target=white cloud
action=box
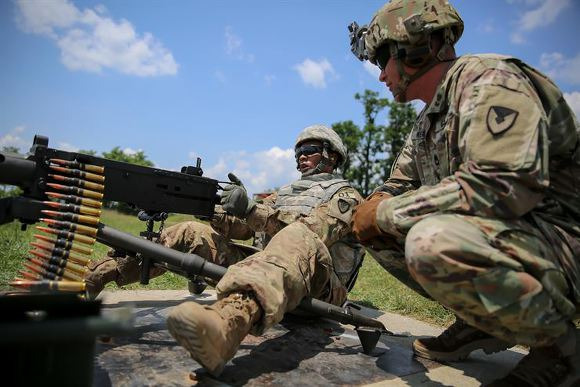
[205,147,300,195]
[207,157,228,177]
[564,92,580,120]
[15,0,178,76]
[264,74,276,86]
[510,0,571,44]
[0,126,29,151]
[58,142,80,152]
[478,20,495,34]
[517,0,570,31]
[224,26,254,63]
[510,32,525,44]
[214,70,227,84]
[123,147,138,156]
[363,61,380,79]
[15,0,79,37]
[294,58,336,89]
[539,52,580,84]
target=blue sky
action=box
[1,0,579,194]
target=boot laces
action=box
[222,293,249,311]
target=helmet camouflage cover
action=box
[295,125,348,168]
[365,0,464,65]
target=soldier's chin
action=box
[301,167,316,176]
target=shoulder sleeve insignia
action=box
[338,198,351,214]
[486,106,519,135]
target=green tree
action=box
[101,146,154,167]
[333,90,416,196]
[380,100,417,181]
[355,90,389,196]
[0,146,23,198]
[2,146,20,154]
[78,149,97,156]
[332,120,361,181]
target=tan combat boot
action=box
[413,316,511,362]
[166,292,262,377]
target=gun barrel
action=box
[0,152,36,187]
[97,223,386,331]
[97,223,227,280]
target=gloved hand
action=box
[220,173,256,218]
[351,191,392,243]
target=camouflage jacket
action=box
[375,54,580,240]
[212,173,365,287]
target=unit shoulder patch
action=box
[338,198,351,214]
[486,105,519,135]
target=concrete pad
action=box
[94,290,526,386]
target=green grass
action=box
[0,210,191,291]
[349,257,453,326]
[0,209,452,326]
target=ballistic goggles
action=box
[295,145,323,160]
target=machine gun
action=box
[0,135,391,354]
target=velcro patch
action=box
[486,106,518,135]
[338,198,351,214]
[464,84,542,170]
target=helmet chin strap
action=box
[389,35,454,101]
[298,142,336,177]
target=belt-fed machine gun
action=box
[0,134,392,355]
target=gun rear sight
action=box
[181,157,203,177]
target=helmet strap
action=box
[299,141,335,177]
[390,38,450,100]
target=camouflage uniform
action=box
[165,125,366,376]
[91,174,363,308]
[369,54,580,346]
[217,173,363,333]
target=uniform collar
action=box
[298,172,341,182]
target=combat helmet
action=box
[349,0,463,99]
[295,124,347,176]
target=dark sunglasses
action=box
[375,43,391,70]
[295,145,323,159]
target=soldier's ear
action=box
[329,152,339,167]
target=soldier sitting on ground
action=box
[163,125,364,375]
[349,1,579,386]
[85,125,365,375]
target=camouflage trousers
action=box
[216,221,348,335]
[370,213,579,347]
[158,221,252,267]
[112,221,251,285]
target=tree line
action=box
[333,89,416,197]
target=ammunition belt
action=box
[10,158,104,296]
